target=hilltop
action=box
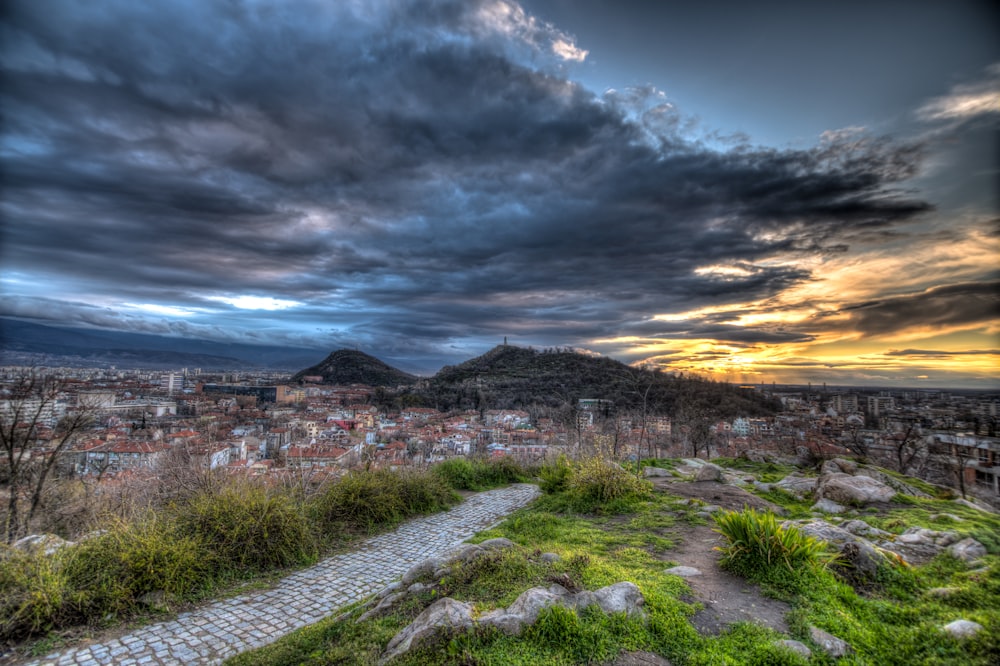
[420,344,780,417]
[292,349,419,386]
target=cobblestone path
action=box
[23,484,540,666]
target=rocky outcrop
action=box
[809,626,852,658]
[775,639,811,658]
[816,472,895,506]
[774,473,818,499]
[11,534,74,556]
[379,598,475,664]
[381,582,646,663]
[694,463,724,482]
[948,538,987,563]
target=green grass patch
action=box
[434,456,531,491]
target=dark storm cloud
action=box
[838,281,1000,336]
[0,0,942,356]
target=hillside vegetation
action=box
[293,349,419,386]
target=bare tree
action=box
[1,372,95,543]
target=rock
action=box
[809,626,852,657]
[701,504,722,513]
[380,598,474,664]
[695,463,724,482]
[817,473,895,506]
[952,498,997,514]
[664,566,702,577]
[948,538,987,563]
[790,520,887,577]
[478,537,515,552]
[407,582,428,595]
[540,552,562,563]
[811,498,847,514]
[775,473,818,499]
[377,581,403,598]
[448,543,484,562]
[926,587,961,599]
[643,466,673,478]
[605,650,673,665]
[855,468,929,497]
[358,591,407,622]
[841,520,890,538]
[480,584,571,636]
[12,534,74,556]
[753,481,774,493]
[831,458,858,474]
[930,513,964,523]
[590,582,645,617]
[941,619,983,639]
[401,556,446,585]
[775,639,812,658]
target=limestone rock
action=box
[811,498,847,514]
[775,473,818,499]
[643,466,673,478]
[540,552,562,563]
[695,463,724,482]
[942,619,983,639]
[948,538,987,563]
[448,543,484,562]
[809,626,852,657]
[12,534,74,556]
[480,584,570,636]
[401,556,446,585]
[380,598,474,664]
[775,639,812,658]
[789,520,887,576]
[952,498,997,514]
[817,472,895,506]
[664,566,702,577]
[590,582,645,617]
[841,520,890,538]
[605,650,673,665]
[478,537,515,552]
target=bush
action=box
[176,482,317,573]
[0,547,69,640]
[714,508,837,579]
[62,515,212,620]
[540,455,573,494]
[312,468,456,532]
[434,456,529,491]
[570,458,652,506]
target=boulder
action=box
[480,584,571,636]
[775,640,812,658]
[606,651,673,666]
[643,466,673,478]
[809,626,852,657]
[478,537,515,552]
[590,582,646,617]
[380,598,474,664]
[941,619,983,639]
[811,498,847,514]
[817,473,895,506]
[774,473,818,499]
[448,543,485,563]
[948,538,987,563]
[12,534,74,556]
[840,520,890,539]
[401,556,447,585]
[695,463,724,482]
[952,498,997,514]
[539,552,562,564]
[788,519,887,577]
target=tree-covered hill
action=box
[292,349,418,386]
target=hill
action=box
[292,349,419,386]
[414,344,780,417]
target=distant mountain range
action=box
[0,318,328,370]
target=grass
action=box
[434,456,532,491]
[0,464,468,645]
[230,457,1000,665]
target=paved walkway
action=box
[23,484,541,666]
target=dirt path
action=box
[652,479,792,636]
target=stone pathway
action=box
[22,484,541,666]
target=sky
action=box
[1,0,998,387]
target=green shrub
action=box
[567,457,652,513]
[177,482,317,572]
[434,456,529,491]
[62,515,212,620]
[0,547,70,640]
[313,468,456,532]
[714,508,837,579]
[539,455,573,494]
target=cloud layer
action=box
[1,0,996,384]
